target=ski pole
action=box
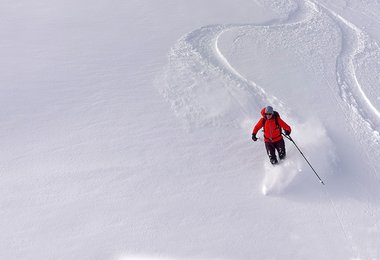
[282,133,325,185]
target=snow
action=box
[1,0,380,259]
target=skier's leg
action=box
[265,142,278,164]
[276,139,286,160]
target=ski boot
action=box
[270,157,278,165]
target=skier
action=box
[251,106,291,165]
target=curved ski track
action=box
[310,0,380,170]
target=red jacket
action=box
[252,108,291,143]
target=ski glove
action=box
[284,130,291,136]
[252,133,258,141]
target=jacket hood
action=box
[260,107,266,117]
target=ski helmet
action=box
[265,106,273,114]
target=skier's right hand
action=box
[252,133,257,142]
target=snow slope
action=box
[1,0,380,259]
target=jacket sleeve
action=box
[252,118,264,134]
[278,117,291,132]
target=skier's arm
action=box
[278,117,291,133]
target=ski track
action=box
[158,24,277,129]
[302,1,380,257]
[310,0,380,165]
[158,0,380,258]
[307,7,380,253]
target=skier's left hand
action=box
[284,130,291,136]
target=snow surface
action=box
[1,0,380,259]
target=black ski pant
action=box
[265,138,286,164]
